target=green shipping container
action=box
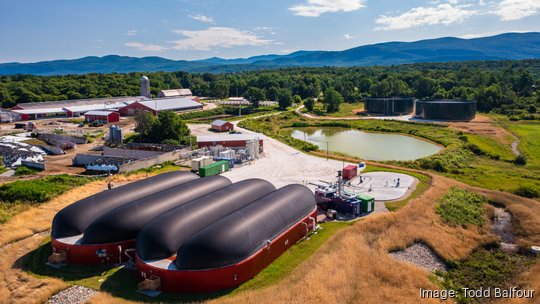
[199,160,230,177]
[357,193,375,213]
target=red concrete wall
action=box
[52,238,135,265]
[136,208,318,293]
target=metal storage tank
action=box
[135,184,317,293]
[415,99,476,121]
[51,171,198,239]
[136,179,276,261]
[81,176,232,245]
[364,97,415,115]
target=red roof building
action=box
[84,111,120,123]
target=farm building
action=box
[157,89,193,98]
[50,174,317,294]
[11,96,147,120]
[211,120,234,132]
[119,97,203,116]
[84,110,120,123]
[197,133,264,152]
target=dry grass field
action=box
[0,173,153,304]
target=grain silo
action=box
[140,76,151,98]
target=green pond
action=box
[291,128,442,161]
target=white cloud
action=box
[459,29,528,39]
[375,4,477,30]
[124,42,168,52]
[494,0,540,21]
[189,14,215,24]
[290,0,366,17]
[170,27,274,51]
[126,30,137,36]
[344,33,354,39]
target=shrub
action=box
[513,155,527,165]
[14,166,39,176]
[436,187,487,227]
[512,186,539,198]
[0,175,90,204]
[291,122,309,128]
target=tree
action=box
[134,111,157,138]
[135,110,190,145]
[323,88,343,113]
[304,97,315,111]
[294,95,303,105]
[245,87,266,107]
[211,80,230,99]
[277,89,293,110]
[150,111,191,145]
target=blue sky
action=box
[1,0,539,63]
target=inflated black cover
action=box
[415,99,476,121]
[176,184,316,270]
[51,171,198,239]
[81,176,232,244]
[365,97,415,115]
[136,179,276,260]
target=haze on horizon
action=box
[1,0,539,63]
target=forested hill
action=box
[1,59,539,120]
[1,32,540,76]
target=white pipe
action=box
[309,217,316,231]
[118,245,122,264]
[301,222,309,238]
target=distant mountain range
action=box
[1,32,539,76]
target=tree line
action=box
[0,60,539,118]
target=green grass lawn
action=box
[308,102,364,117]
[507,121,540,169]
[466,134,516,162]
[25,221,351,303]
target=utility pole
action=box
[326,142,329,160]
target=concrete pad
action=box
[345,172,415,201]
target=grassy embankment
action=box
[0,175,92,223]
[302,102,364,117]
[238,112,540,199]
[25,221,351,303]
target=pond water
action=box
[291,128,442,161]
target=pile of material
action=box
[46,286,96,304]
[389,243,447,272]
[0,136,45,167]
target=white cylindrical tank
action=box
[140,76,151,98]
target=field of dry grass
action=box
[0,173,153,304]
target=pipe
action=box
[301,222,309,239]
[118,245,122,264]
[309,217,316,231]
[124,248,136,263]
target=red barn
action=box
[84,111,120,123]
[197,134,264,152]
[211,120,234,132]
[119,98,203,116]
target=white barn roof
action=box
[138,98,202,111]
[12,108,66,115]
[85,110,114,116]
[158,89,193,97]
